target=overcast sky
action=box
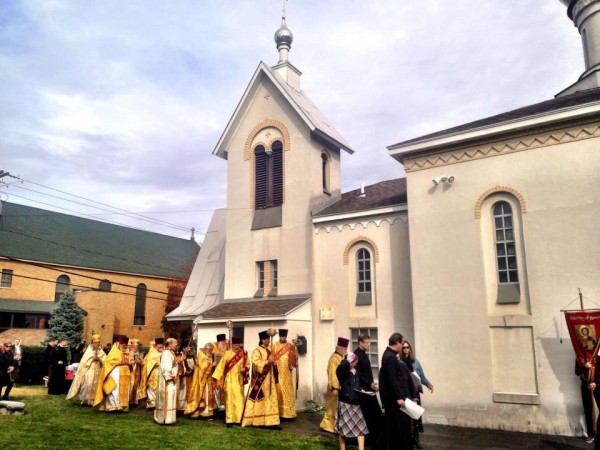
[0,1,583,241]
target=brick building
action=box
[0,201,199,346]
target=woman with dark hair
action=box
[335,352,369,450]
[400,341,433,449]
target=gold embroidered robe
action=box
[138,346,161,408]
[212,348,249,424]
[241,345,280,427]
[184,350,217,418]
[319,351,343,432]
[93,344,132,412]
[128,351,142,405]
[66,345,106,405]
[272,341,297,419]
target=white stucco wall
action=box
[403,126,600,435]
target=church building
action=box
[168,1,600,435]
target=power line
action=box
[0,254,183,297]
[1,228,196,276]
[8,271,178,304]
[12,183,192,232]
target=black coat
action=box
[0,350,15,377]
[354,346,374,391]
[379,347,414,406]
[336,359,360,405]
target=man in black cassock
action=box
[48,338,68,395]
[354,334,384,449]
[379,332,415,450]
[0,341,16,400]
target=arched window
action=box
[356,248,372,305]
[322,152,330,193]
[134,283,146,325]
[255,140,283,209]
[99,279,112,292]
[54,275,70,302]
[493,201,518,284]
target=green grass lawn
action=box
[0,386,339,450]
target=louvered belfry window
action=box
[255,140,283,209]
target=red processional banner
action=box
[564,310,600,365]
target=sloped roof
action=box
[389,88,600,152]
[200,295,311,320]
[0,299,56,314]
[166,209,226,321]
[314,178,407,217]
[213,61,353,158]
[0,202,200,278]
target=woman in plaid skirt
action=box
[335,352,369,450]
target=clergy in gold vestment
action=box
[212,336,249,425]
[93,336,132,412]
[272,329,297,419]
[319,337,349,432]
[241,330,280,428]
[128,339,143,405]
[176,346,195,411]
[137,338,163,409]
[185,342,217,418]
[154,338,179,425]
[66,334,106,405]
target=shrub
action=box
[18,345,48,385]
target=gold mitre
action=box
[91,334,102,343]
[129,338,141,346]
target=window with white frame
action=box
[493,201,519,284]
[255,260,278,297]
[350,327,379,380]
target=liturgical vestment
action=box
[185,350,217,418]
[212,348,249,424]
[241,345,280,427]
[272,341,297,419]
[66,344,106,405]
[319,351,343,432]
[93,344,131,412]
[154,349,179,425]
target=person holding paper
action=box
[379,333,415,450]
[335,352,369,450]
[401,341,432,449]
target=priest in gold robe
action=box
[128,339,143,406]
[66,334,106,405]
[272,328,297,419]
[137,338,163,409]
[93,336,132,412]
[154,338,179,425]
[241,330,280,428]
[185,342,217,419]
[212,336,249,426]
[319,337,349,432]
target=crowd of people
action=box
[321,333,433,450]
[62,328,298,428]
[1,330,433,450]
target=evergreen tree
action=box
[47,290,84,345]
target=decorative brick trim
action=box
[244,119,291,161]
[343,236,380,265]
[474,186,527,219]
[404,122,600,172]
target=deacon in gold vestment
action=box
[212,336,249,425]
[128,339,143,405]
[93,336,132,412]
[241,330,280,428]
[319,337,349,432]
[137,338,164,409]
[185,342,217,418]
[66,334,106,405]
[272,329,297,419]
